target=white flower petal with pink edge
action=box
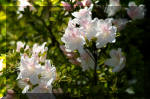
[81,18,98,40]
[96,18,117,48]
[16,41,25,52]
[61,19,86,52]
[72,7,92,20]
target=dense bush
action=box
[0,0,150,99]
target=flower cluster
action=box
[105,0,145,20]
[16,42,56,93]
[61,7,117,50]
[104,0,146,32]
[61,6,119,71]
[126,1,145,20]
[60,0,145,72]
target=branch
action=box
[93,42,98,85]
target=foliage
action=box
[0,0,149,98]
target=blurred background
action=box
[0,0,150,98]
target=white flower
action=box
[17,42,57,94]
[18,55,41,85]
[24,45,29,51]
[104,48,126,72]
[78,49,95,71]
[71,7,98,41]
[31,80,52,93]
[0,59,3,71]
[105,0,121,17]
[72,7,92,20]
[40,60,56,87]
[32,42,48,55]
[127,1,145,20]
[61,19,86,52]
[18,0,32,12]
[96,18,117,48]
[22,85,30,94]
[126,87,135,94]
[32,42,48,62]
[18,78,30,89]
[16,41,25,52]
[60,45,77,58]
[81,18,98,40]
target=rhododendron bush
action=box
[0,0,149,98]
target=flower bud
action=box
[61,1,72,11]
[82,0,92,7]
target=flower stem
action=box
[93,42,97,85]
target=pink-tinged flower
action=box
[61,1,72,11]
[18,54,42,85]
[72,7,92,20]
[60,45,77,59]
[17,42,56,94]
[82,0,92,7]
[72,7,97,40]
[81,18,98,40]
[104,48,126,72]
[16,41,25,52]
[61,19,86,52]
[127,1,145,20]
[113,18,128,31]
[78,49,95,71]
[32,42,47,55]
[105,0,121,16]
[31,43,48,63]
[60,45,81,65]
[40,60,56,87]
[96,18,117,48]
[69,58,81,65]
